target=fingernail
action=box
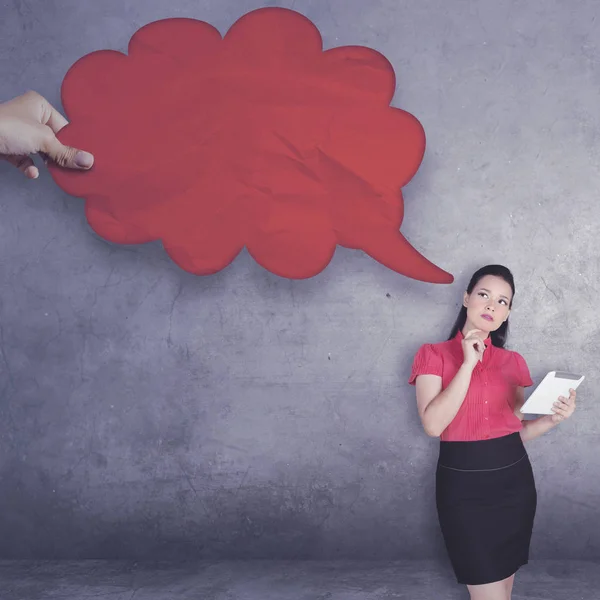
[75,151,94,168]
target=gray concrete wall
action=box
[0,0,598,560]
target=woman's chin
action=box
[477,320,495,332]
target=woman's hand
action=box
[461,329,486,368]
[0,90,94,179]
[551,388,576,424]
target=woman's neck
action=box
[462,320,490,340]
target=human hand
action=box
[551,388,576,424]
[461,329,486,368]
[0,90,94,179]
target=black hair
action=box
[447,264,515,348]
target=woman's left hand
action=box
[551,388,576,424]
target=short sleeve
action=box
[408,344,443,385]
[513,352,533,387]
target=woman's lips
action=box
[481,314,494,322]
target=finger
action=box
[27,90,69,132]
[15,91,69,132]
[2,153,39,178]
[39,127,94,170]
[43,101,69,133]
[553,404,571,416]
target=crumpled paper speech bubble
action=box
[49,7,453,283]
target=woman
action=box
[409,264,577,600]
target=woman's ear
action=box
[463,292,469,308]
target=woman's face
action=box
[463,274,512,334]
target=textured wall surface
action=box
[0,0,598,560]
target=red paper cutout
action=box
[48,7,453,283]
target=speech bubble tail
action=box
[361,230,453,283]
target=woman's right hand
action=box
[461,329,486,368]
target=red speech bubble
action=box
[49,7,453,284]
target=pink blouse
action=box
[409,331,533,441]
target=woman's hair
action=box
[447,264,515,348]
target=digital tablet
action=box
[520,371,585,415]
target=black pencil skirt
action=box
[436,432,537,586]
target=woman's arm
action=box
[415,363,475,437]
[520,415,558,443]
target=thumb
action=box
[39,126,94,170]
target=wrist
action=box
[461,361,476,372]
[541,414,559,427]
